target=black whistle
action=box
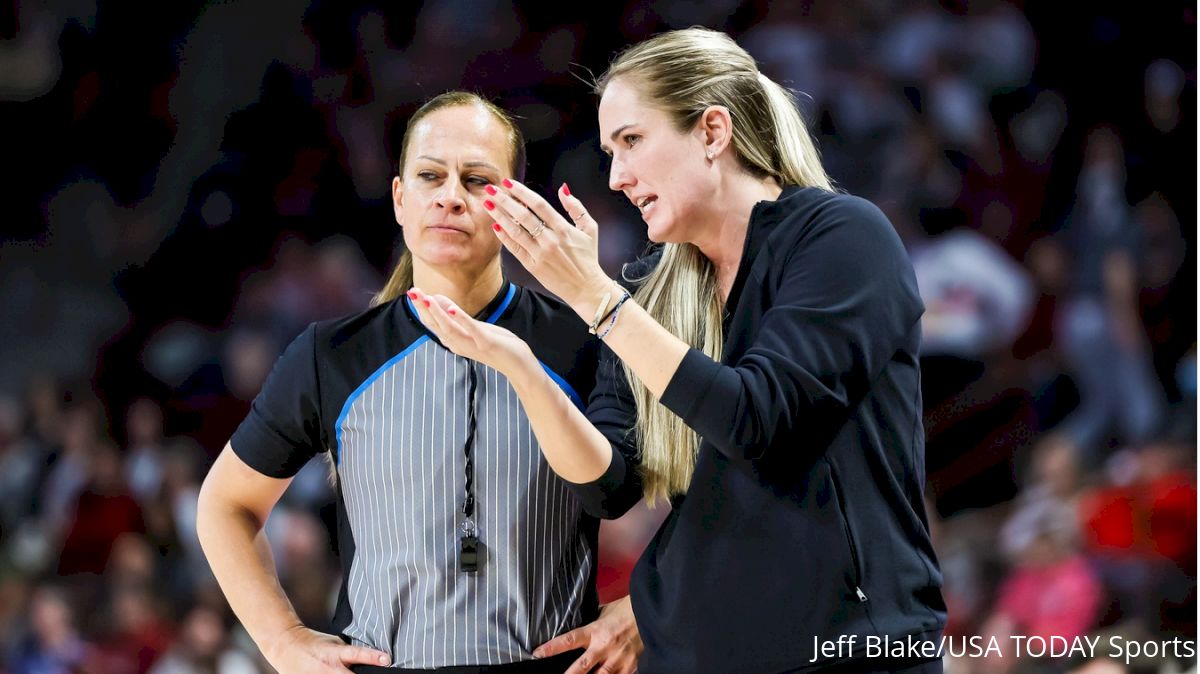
[459,535,481,573]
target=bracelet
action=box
[596,292,632,340]
[587,290,614,335]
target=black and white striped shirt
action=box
[231,282,602,668]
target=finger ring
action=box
[528,219,546,238]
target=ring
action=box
[528,219,546,238]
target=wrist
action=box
[572,278,623,326]
[262,623,307,663]
[503,346,544,388]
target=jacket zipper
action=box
[829,461,868,602]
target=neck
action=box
[691,173,783,285]
[412,258,505,316]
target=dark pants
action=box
[351,650,583,674]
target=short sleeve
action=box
[229,323,325,478]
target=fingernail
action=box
[406,290,417,299]
[532,650,542,659]
[379,655,389,665]
[485,184,497,195]
[502,178,513,189]
[562,182,571,196]
[493,223,502,232]
[448,308,457,316]
[423,300,431,308]
[484,200,495,210]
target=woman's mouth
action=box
[428,224,468,235]
[637,196,658,217]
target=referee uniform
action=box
[230,281,599,672]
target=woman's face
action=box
[393,105,510,274]
[598,77,713,244]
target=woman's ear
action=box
[392,176,404,226]
[698,105,733,160]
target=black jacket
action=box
[571,186,946,673]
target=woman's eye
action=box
[624,134,640,147]
[418,171,439,181]
[466,176,489,186]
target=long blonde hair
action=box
[371,91,526,307]
[597,28,833,505]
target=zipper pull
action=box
[855,587,868,602]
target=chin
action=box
[646,223,681,245]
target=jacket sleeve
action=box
[563,343,644,519]
[658,195,923,461]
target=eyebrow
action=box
[599,123,638,153]
[413,155,501,171]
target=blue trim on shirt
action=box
[334,336,429,465]
[404,282,517,329]
[338,283,580,463]
[540,361,584,411]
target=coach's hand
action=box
[263,625,391,673]
[535,595,641,674]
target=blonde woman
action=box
[409,29,946,673]
[197,92,638,674]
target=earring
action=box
[706,150,714,160]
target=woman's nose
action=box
[435,183,467,213]
[609,158,634,192]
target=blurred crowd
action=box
[0,1,1194,673]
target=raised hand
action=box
[484,180,616,320]
[407,288,536,376]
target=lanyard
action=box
[459,363,482,573]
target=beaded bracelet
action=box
[596,291,632,340]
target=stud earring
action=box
[706,151,714,160]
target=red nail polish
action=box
[562,182,571,196]
[484,200,495,210]
[423,300,431,308]
[493,223,502,232]
[485,185,497,195]
[502,178,513,189]
[406,291,417,299]
[448,308,457,316]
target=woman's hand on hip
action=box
[407,288,536,376]
[486,180,615,319]
[534,595,642,674]
[263,625,391,674]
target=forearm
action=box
[570,284,690,399]
[508,356,618,483]
[196,498,305,658]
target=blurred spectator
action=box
[40,402,106,546]
[979,499,1104,674]
[6,584,91,674]
[84,584,173,674]
[912,225,1035,359]
[124,399,167,505]
[1053,127,1166,456]
[1079,440,1196,634]
[0,396,42,538]
[56,441,145,577]
[147,606,256,674]
[105,534,159,592]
